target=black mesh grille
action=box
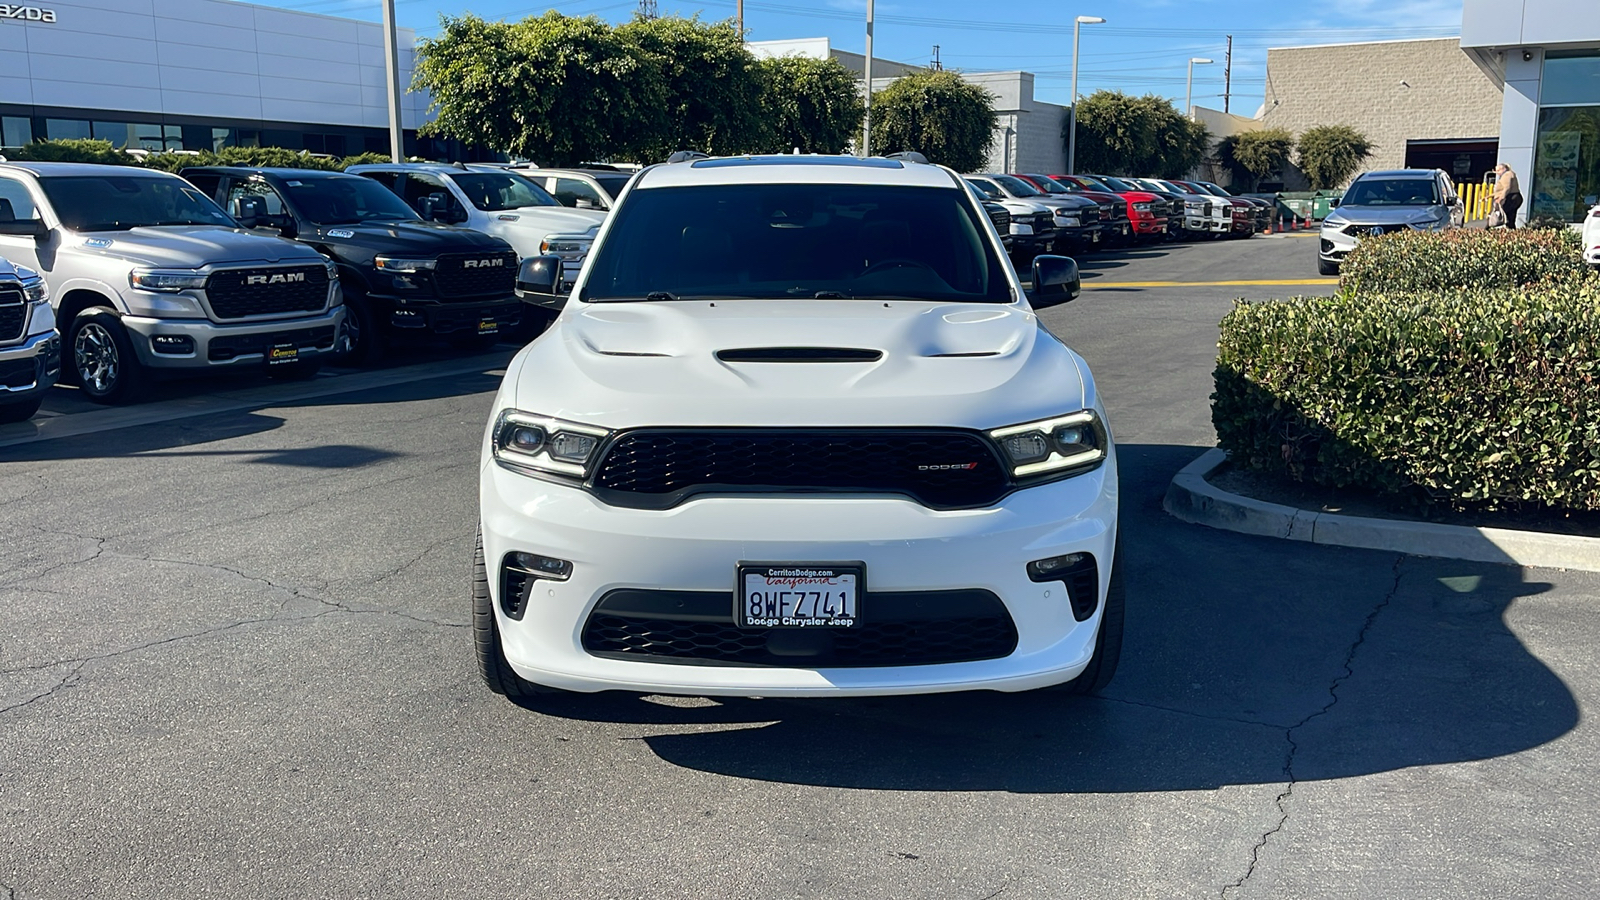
[0,287,24,343]
[205,266,329,319]
[987,208,1011,233]
[581,589,1018,667]
[433,251,517,299]
[0,355,38,388]
[206,325,337,361]
[592,428,1010,510]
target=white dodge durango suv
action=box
[476,155,1121,698]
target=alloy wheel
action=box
[74,322,119,395]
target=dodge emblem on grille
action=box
[462,258,505,268]
[917,463,979,471]
[246,272,306,285]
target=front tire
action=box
[332,292,384,367]
[1053,541,1125,696]
[69,308,146,405]
[473,530,561,698]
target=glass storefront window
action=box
[1543,51,1600,107]
[1,116,32,148]
[45,119,91,141]
[1530,106,1600,223]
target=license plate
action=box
[266,343,298,366]
[737,563,862,628]
[477,318,499,335]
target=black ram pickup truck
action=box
[181,167,523,363]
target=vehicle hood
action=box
[997,199,1052,215]
[489,206,606,234]
[1325,206,1443,227]
[1034,195,1098,212]
[69,225,318,269]
[312,220,512,255]
[509,299,1088,430]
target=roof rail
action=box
[665,150,711,164]
[882,151,929,164]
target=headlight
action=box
[540,239,587,254]
[1408,217,1445,230]
[1055,215,1081,227]
[374,256,437,273]
[1132,202,1152,213]
[129,270,208,292]
[22,278,47,304]
[492,410,612,481]
[989,410,1108,480]
[323,260,338,279]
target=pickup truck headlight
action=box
[1132,202,1152,213]
[22,279,47,304]
[990,410,1108,480]
[540,238,588,255]
[493,410,612,481]
[1055,214,1081,227]
[130,270,208,292]
[374,256,438,273]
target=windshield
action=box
[450,172,559,211]
[1027,176,1070,195]
[992,175,1043,197]
[281,176,417,225]
[1198,182,1235,197]
[1343,178,1440,207]
[581,183,1012,304]
[1069,175,1113,192]
[40,175,235,231]
[1095,175,1137,192]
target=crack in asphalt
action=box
[1219,554,1406,899]
[0,527,111,591]
[370,529,473,586]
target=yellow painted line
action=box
[1083,278,1340,288]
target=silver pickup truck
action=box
[0,162,344,403]
[0,255,58,423]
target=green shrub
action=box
[3,138,135,166]
[1340,228,1590,294]
[1213,283,1600,510]
[3,139,394,174]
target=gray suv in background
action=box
[1319,168,1462,275]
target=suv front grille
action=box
[206,266,329,319]
[0,286,24,343]
[592,428,1010,510]
[434,251,517,299]
[581,588,1019,667]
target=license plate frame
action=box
[736,562,863,629]
[477,317,499,335]
[266,342,299,366]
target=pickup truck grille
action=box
[987,208,1011,233]
[1080,207,1100,225]
[0,286,24,343]
[206,266,329,319]
[434,251,517,300]
[592,428,1011,510]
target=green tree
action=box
[1218,127,1294,190]
[870,70,997,173]
[413,12,665,165]
[616,15,767,159]
[1067,90,1208,178]
[1295,125,1373,190]
[756,55,865,154]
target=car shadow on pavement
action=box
[520,442,1578,793]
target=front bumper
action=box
[387,297,523,336]
[121,307,345,369]
[1320,228,1359,262]
[1131,217,1167,234]
[0,330,61,401]
[480,453,1119,696]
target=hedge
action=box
[1,139,393,173]
[1213,282,1600,510]
[1339,228,1590,294]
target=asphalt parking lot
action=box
[4,231,1598,899]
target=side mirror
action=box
[418,195,438,221]
[274,216,298,239]
[1029,254,1080,309]
[574,197,599,210]
[1329,198,1340,208]
[0,218,48,239]
[516,255,562,297]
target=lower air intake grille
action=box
[592,428,1010,510]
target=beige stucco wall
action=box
[1261,38,1503,183]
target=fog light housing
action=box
[151,334,194,355]
[500,551,573,619]
[1026,551,1100,621]
[390,308,426,329]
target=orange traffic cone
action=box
[1265,217,1274,235]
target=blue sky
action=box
[262,0,1464,116]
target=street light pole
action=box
[1186,57,1213,119]
[863,0,874,156]
[1066,15,1103,176]
[381,0,404,162]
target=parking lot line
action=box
[1083,278,1340,288]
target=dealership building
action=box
[0,0,465,157]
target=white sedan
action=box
[476,154,1121,698]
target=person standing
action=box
[1493,163,1523,229]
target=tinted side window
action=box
[401,174,452,212]
[551,177,605,208]
[224,179,286,218]
[0,176,36,220]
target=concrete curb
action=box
[1164,448,1600,573]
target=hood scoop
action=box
[716,347,883,363]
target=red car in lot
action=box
[1054,174,1169,241]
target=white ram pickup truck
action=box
[0,255,58,423]
[0,162,345,403]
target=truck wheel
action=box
[1049,540,1125,696]
[472,529,562,698]
[333,292,383,367]
[70,308,146,405]
[1318,259,1340,277]
[0,396,43,424]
